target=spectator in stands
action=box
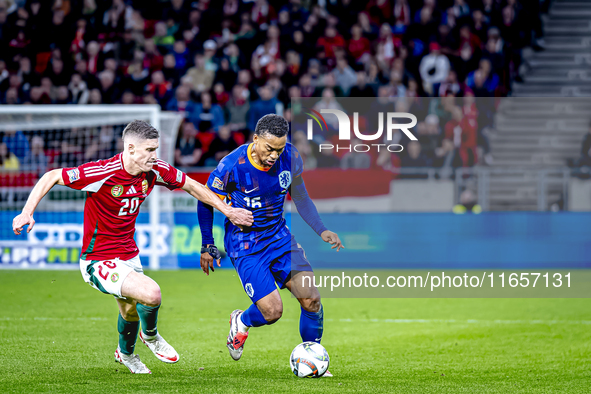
[174,121,203,167]
[88,89,103,104]
[145,70,172,107]
[189,92,224,132]
[205,125,239,166]
[0,142,19,171]
[348,24,371,66]
[341,139,372,170]
[85,126,117,162]
[466,59,499,96]
[419,42,451,96]
[98,70,119,104]
[332,58,357,97]
[453,189,482,214]
[166,85,196,114]
[185,53,215,93]
[445,106,478,167]
[401,140,432,169]
[120,91,137,105]
[418,114,441,160]
[22,136,48,175]
[69,74,89,104]
[162,54,181,87]
[313,88,344,133]
[316,147,341,168]
[248,85,281,132]
[316,26,345,65]
[4,88,19,104]
[349,72,376,97]
[226,84,250,132]
[2,129,29,162]
[54,86,72,104]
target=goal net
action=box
[0,105,183,270]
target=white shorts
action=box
[80,256,143,298]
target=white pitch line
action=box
[1,317,589,325]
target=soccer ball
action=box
[289,342,330,378]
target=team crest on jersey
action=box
[142,179,148,194]
[245,283,254,298]
[111,185,124,197]
[212,177,224,190]
[111,273,119,283]
[279,171,291,190]
[67,168,80,183]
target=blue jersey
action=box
[206,142,304,258]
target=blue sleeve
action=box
[288,144,327,236]
[206,158,232,197]
[290,175,328,237]
[198,201,215,245]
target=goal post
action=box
[0,105,183,270]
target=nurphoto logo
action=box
[305,108,418,153]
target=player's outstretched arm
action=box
[290,175,345,252]
[197,201,220,275]
[13,169,65,235]
[182,176,253,227]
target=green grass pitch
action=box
[1,270,590,393]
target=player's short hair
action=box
[254,114,289,138]
[122,120,159,142]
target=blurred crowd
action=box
[0,0,546,171]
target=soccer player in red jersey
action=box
[12,120,253,374]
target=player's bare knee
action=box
[260,303,283,322]
[266,306,283,322]
[301,296,321,313]
[143,285,162,306]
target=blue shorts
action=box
[230,236,313,303]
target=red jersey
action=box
[61,154,186,260]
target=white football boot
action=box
[114,347,152,374]
[227,309,249,361]
[139,331,180,363]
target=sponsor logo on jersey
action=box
[111,273,119,283]
[67,168,80,183]
[245,283,254,298]
[142,179,148,194]
[279,171,292,189]
[111,185,124,197]
[212,177,224,190]
[176,168,183,183]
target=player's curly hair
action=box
[254,114,289,138]
[122,120,160,141]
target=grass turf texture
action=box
[0,270,589,393]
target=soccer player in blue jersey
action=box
[198,114,343,375]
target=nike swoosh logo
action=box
[245,188,258,193]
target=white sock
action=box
[143,332,157,341]
[237,313,250,333]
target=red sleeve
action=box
[154,159,186,190]
[62,157,121,191]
